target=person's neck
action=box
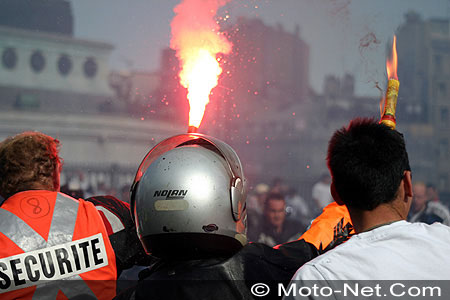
[348,203,406,234]
[30,182,55,191]
[412,202,426,213]
[269,222,283,234]
[275,224,283,234]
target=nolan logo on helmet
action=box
[153,189,188,200]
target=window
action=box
[58,54,72,76]
[433,55,442,74]
[83,57,97,78]
[439,139,449,158]
[30,50,45,73]
[2,47,18,69]
[14,94,40,110]
[441,107,449,126]
[438,82,447,98]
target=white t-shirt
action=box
[284,221,450,299]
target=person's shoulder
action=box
[85,195,132,233]
[291,250,333,281]
[297,236,355,268]
[406,220,448,228]
[427,201,450,213]
[420,220,450,231]
[292,230,383,281]
[86,195,130,209]
[401,221,450,237]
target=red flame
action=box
[170,0,232,129]
[386,35,398,80]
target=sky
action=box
[72,0,449,96]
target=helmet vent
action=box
[162,226,176,233]
[202,224,219,232]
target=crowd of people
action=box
[58,171,133,204]
[246,174,450,247]
[1,117,450,299]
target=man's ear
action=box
[331,181,344,205]
[403,170,413,199]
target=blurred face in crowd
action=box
[265,198,286,230]
[412,182,427,212]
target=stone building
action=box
[0,25,114,113]
[0,1,182,197]
[396,11,450,193]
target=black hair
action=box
[327,118,410,211]
[264,192,285,210]
[426,183,436,189]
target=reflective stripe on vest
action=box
[0,193,98,298]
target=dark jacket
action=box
[115,239,318,300]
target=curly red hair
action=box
[0,132,62,199]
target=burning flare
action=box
[170,0,232,130]
[380,35,399,129]
[386,35,398,80]
[180,48,223,129]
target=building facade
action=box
[0,25,114,113]
[397,12,450,193]
[0,2,183,197]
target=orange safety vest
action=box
[0,191,117,299]
[300,202,355,253]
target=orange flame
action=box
[180,47,224,128]
[386,35,398,80]
[170,0,232,129]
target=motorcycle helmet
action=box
[130,133,247,259]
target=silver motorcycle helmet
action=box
[130,133,247,259]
